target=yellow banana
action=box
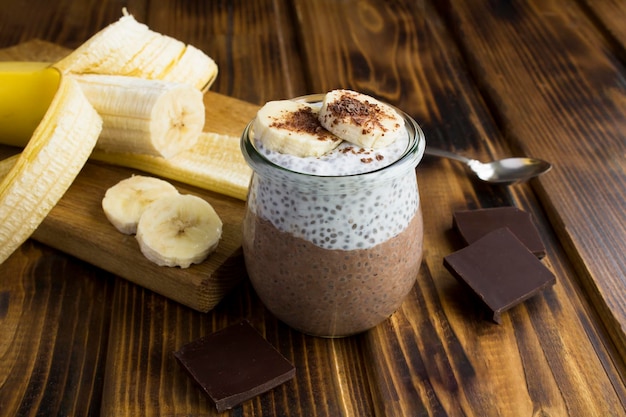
[0,8,245,267]
[0,68,206,158]
[0,76,102,264]
[0,62,60,146]
[2,131,252,202]
[0,69,249,201]
[92,132,252,201]
[0,154,18,179]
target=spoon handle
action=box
[424,146,473,164]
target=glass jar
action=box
[240,94,425,337]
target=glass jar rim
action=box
[240,93,426,180]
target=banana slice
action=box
[136,194,223,268]
[253,100,342,157]
[318,89,404,149]
[102,175,179,234]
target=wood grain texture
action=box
[140,0,309,104]
[580,0,626,55]
[292,0,626,415]
[0,242,114,416]
[434,0,626,356]
[32,161,247,313]
[100,278,378,416]
[1,1,626,416]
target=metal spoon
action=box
[425,146,552,185]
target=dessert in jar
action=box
[240,89,425,337]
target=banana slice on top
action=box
[136,194,223,268]
[318,89,404,149]
[102,175,179,234]
[253,100,342,157]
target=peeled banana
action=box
[0,9,244,267]
[75,74,205,158]
[160,45,218,91]
[253,100,342,157]
[54,9,218,91]
[58,9,215,158]
[118,32,186,79]
[135,194,223,268]
[0,76,102,264]
[0,8,240,200]
[0,154,18,179]
[102,175,180,234]
[91,132,252,201]
[318,89,404,148]
[0,62,60,146]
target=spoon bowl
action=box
[425,147,552,185]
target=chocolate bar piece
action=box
[444,227,555,324]
[174,320,295,412]
[453,207,546,258]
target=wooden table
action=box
[1,1,625,415]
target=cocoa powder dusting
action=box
[326,92,392,134]
[338,144,385,164]
[271,107,335,142]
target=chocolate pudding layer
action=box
[243,207,423,337]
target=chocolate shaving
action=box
[270,107,335,142]
[324,91,397,135]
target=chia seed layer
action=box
[249,98,417,250]
[246,171,419,251]
[243,207,423,337]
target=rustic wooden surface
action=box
[1,1,626,416]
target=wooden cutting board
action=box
[0,40,259,312]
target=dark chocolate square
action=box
[173,320,295,412]
[453,207,546,258]
[444,227,555,324]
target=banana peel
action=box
[0,61,251,201]
[0,61,60,146]
[0,74,103,264]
